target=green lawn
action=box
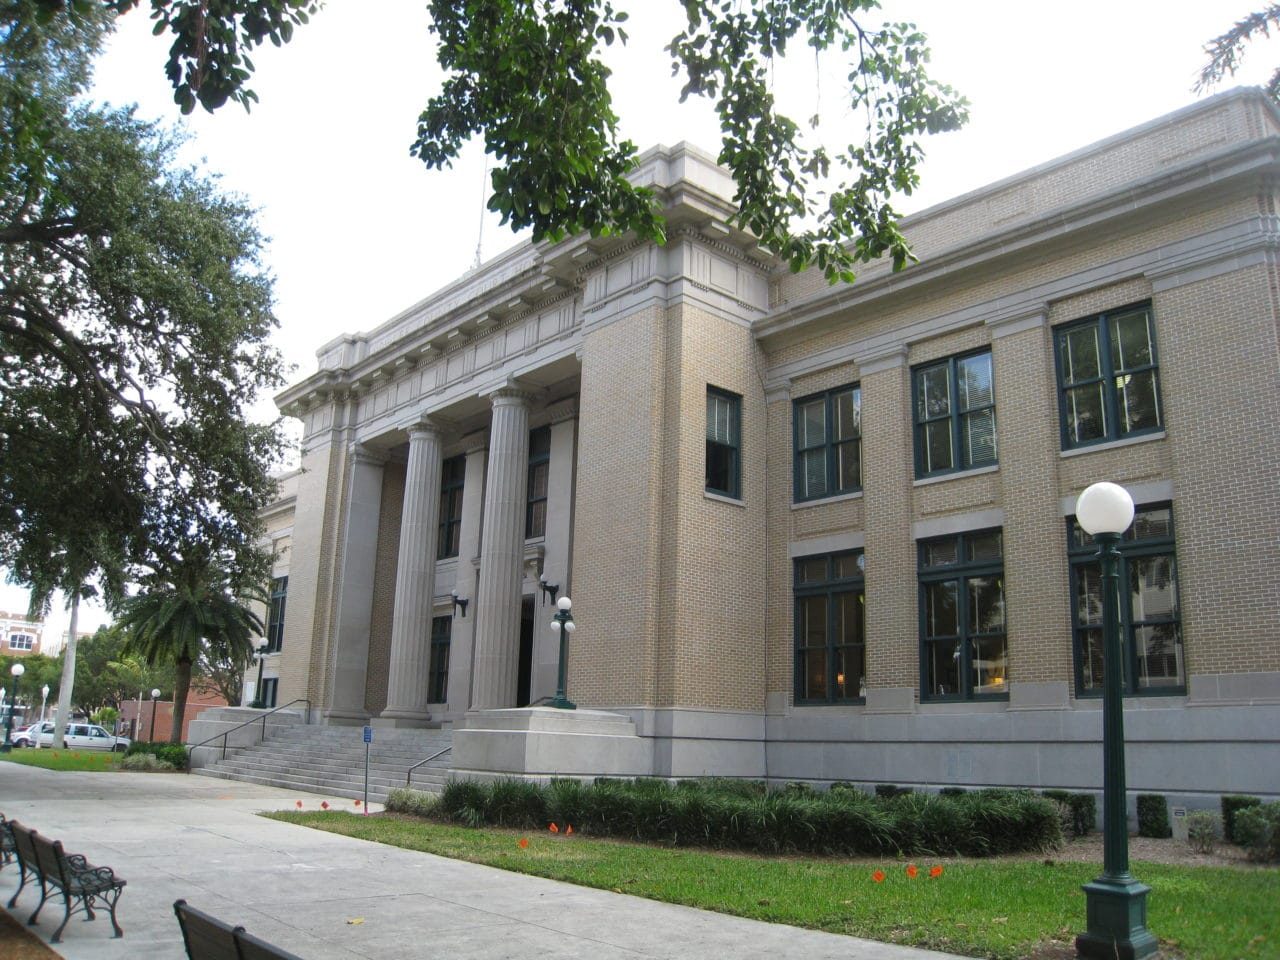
[266,810,1278,960]
[0,748,123,772]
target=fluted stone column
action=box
[470,387,533,709]
[326,444,387,722]
[379,419,445,724]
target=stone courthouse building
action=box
[255,89,1278,802]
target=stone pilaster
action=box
[379,418,445,724]
[444,433,488,717]
[325,444,387,722]
[470,386,534,709]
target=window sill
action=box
[704,491,745,507]
[913,464,999,487]
[791,490,864,510]
[1060,431,1165,458]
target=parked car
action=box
[10,720,131,752]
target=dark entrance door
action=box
[517,597,534,707]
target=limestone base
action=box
[450,707,653,781]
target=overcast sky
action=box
[3,1,1273,638]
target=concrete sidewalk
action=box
[0,763,970,960]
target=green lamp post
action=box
[1074,481,1158,960]
[547,596,576,710]
[1,661,24,753]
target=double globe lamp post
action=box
[547,596,576,710]
[1074,481,1157,960]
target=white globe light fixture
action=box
[548,596,576,709]
[1075,481,1135,536]
[2,662,25,752]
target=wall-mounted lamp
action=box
[450,589,469,618]
[538,573,560,606]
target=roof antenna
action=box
[472,153,488,271]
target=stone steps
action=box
[192,725,453,804]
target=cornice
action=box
[759,137,1280,345]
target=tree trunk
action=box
[170,656,192,743]
[51,592,80,750]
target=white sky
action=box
[2,1,1273,639]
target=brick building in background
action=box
[251,89,1279,805]
[1,611,46,658]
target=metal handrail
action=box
[185,699,312,770]
[406,746,452,787]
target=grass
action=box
[0,748,123,772]
[265,810,1279,960]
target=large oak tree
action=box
[31,0,967,282]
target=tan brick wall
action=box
[1156,263,1280,674]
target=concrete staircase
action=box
[192,725,454,804]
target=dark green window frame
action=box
[794,550,866,704]
[428,615,451,703]
[260,677,279,709]
[793,385,861,501]
[913,350,997,478]
[705,386,741,499]
[265,576,287,653]
[918,529,1007,701]
[1068,504,1183,697]
[1054,302,1162,449]
[526,426,551,539]
[437,455,465,559]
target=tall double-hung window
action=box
[705,387,741,498]
[1069,504,1183,695]
[794,385,861,501]
[794,551,865,703]
[526,426,551,538]
[913,350,996,478]
[918,530,1006,700]
[265,576,288,653]
[437,455,465,559]
[1055,303,1162,448]
[428,615,452,703]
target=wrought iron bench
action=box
[0,813,15,868]
[19,824,127,943]
[174,899,305,960]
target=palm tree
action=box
[117,555,264,743]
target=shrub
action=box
[1136,794,1170,838]
[875,784,912,799]
[120,752,174,771]
[123,741,187,770]
[938,787,967,797]
[1221,795,1262,844]
[438,779,490,828]
[487,778,546,828]
[1233,802,1280,863]
[1043,792,1096,837]
[1185,811,1220,854]
[385,787,437,817]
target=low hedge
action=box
[1136,794,1171,838]
[1222,794,1262,844]
[409,778,1062,858]
[1234,802,1280,862]
[124,741,188,770]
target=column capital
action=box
[485,379,538,407]
[463,430,489,455]
[403,414,449,440]
[546,398,578,425]
[349,443,388,467]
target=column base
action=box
[1076,877,1159,960]
[373,711,433,729]
[323,709,372,727]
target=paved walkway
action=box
[0,763,970,960]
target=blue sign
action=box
[363,725,372,743]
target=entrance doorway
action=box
[517,597,534,707]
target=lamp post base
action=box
[1076,877,1159,959]
[546,695,576,710]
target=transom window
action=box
[1069,504,1183,695]
[265,576,287,653]
[794,385,861,501]
[918,529,1007,700]
[1055,303,1162,448]
[706,387,741,499]
[913,350,997,477]
[428,615,452,703]
[526,426,551,538]
[794,551,865,704]
[437,455,465,559]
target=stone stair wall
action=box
[192,724,454,804]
